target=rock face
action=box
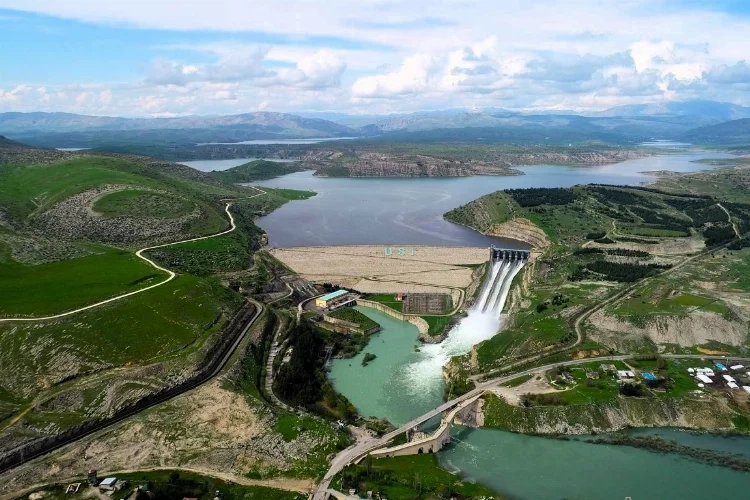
[315,153,522,177]
[486,217,550,249]
[588,309,748,349]
[480,393,737,435]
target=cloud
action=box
[3,1,750,113]
[352,54,441,98]
[705,60,750,84]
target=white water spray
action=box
[403,256,525,396]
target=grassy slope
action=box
[0,276,241,399]
[0,248,163,315]
[444,175,750,371]
[327,308,380,331]
[209,159,303,183]
[22,469,304,500]
[336,454,499,499]
[93,189,195,218]
[0,153,316,442]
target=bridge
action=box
[490,246,530,262]
[313,353,750,499]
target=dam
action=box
[477,247,527,316]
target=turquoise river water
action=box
[330,307,750,499]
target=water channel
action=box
[268,152,749,498]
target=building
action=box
[616,370,635,381]
[99,478,117,491]
[315,289,350,308]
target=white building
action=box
[99,478,117,491]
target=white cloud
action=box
[3,0,750,113]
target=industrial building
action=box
[315,289,351,309]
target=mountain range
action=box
[1,100,749,148]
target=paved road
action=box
[313,352,750,499]
[0,187,266,323]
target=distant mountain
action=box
[680,118,750,145]
[594,100,750,121]
[0,135,25,149]
[0,111,359,147]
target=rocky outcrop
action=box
[315,153,522,177]
[588,308,748,349]
[480,393,737,435]
[486,217,550,249]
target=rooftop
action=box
[319,289,349,301]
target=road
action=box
[718,203,741,238]
[0,299,264,475]
[313,352,750,499]
[0,187,266,323]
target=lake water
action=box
[178,158,300,172]
[250,152,732,247]
[438,427,750,500]
[197,136,357,145]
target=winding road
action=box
[0,187,266,323]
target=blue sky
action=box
[0,1,749,116]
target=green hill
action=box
[680,118,750,145]
[0,144,314,449]
[209,159,304,183]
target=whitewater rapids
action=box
[403,259,525,395]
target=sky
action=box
[0,0,749,117]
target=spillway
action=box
[401,251,526,398]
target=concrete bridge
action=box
[365,393,483,459]
[490,246,530,262]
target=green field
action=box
[421,315,452,336]
[335,454,498,499]
[365,293,403,311]
[93,189,195,218]
[328,307,380,331]
[0,275,241,400]
[0,248,164,315]
[19,469,304,500]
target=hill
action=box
[0,146,313,456]
[0,111,360,148]
[209,159,304,183]
[680,118,750,145]
[594,100,750,121]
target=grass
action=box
[328,307,380,331]
[335,454,498,499]
[0,275,242,402]
[365,293,403,312]
[93,189,195,218]
[421,315,452,336]
[502,374,533,387]
[0,157,165,220]
[209,159,303,183]
[263,187,316,200]
[0,248,164,315]
[22,469,304,500]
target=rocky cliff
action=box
[486,217,550,249]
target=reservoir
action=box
[179,157,299,172]
[251,152,732,247]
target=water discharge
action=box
[402,259,524,408]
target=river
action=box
[250,152,732,247]
[291,152,748,497]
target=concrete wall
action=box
[356,299,428,336]
[322,314,379,335]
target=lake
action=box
[197,136,358,145]
[250,152,732,247]
[179,158,300,172]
